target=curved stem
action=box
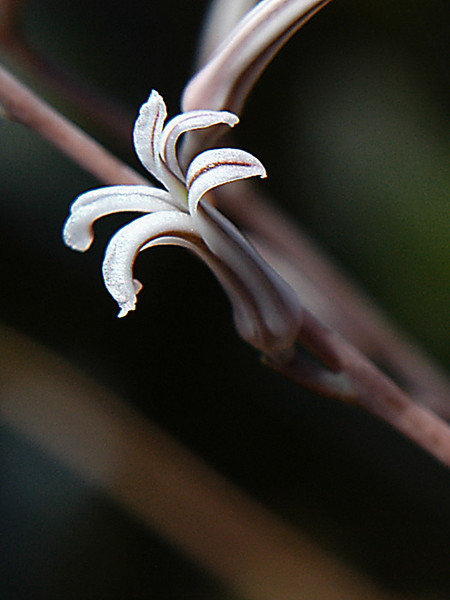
[1,63,449,467]
[0,0,133,141]
[215,181,450,419]
[297,311,450,465]
[0,63,146,185]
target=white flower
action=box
[63,90,301,362]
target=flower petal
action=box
[186,148,266,215]
[160,109,239,180]
[133,90,167,178]
[63,185,177,252]
[102,211,195,317]
[133,91,188,205]
[192,200,302,360]
[185,146,301,359]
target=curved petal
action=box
[133,90,167,178]
[186,147,266,215]
[63,185,177,252]
[133,91,186,204]
[160,110,239,181]
[184,147,303,358]
[102,211,195,318]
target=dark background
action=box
[0,0,449,598]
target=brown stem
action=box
[1,63,449,466]
[264,352,358,401]
[0,63,146,185]
[294,311,450,466]
[0,0,133,141]
[268,311,450,465]
[3,1,446,417]
[215,181,450,419]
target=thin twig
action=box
[216,181,450,419]
[1,63,449,466]
[270,310,450,466]
[0,0,133,140]
[0,63,146,185]
[183,0,450,417]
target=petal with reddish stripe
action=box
[160,109,239,181]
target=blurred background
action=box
[0,0,449,598]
